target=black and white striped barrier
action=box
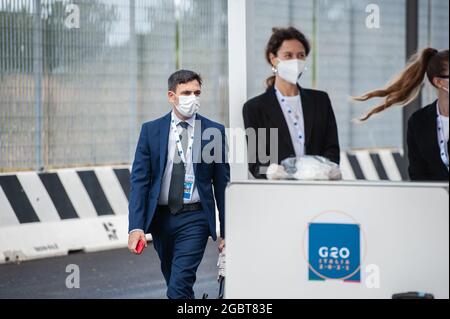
[0,166,134,264]
[340,149,408,182]
[0,149,408,264]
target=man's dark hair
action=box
[168,69,203,92]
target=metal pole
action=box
[175,0,181,69]
[228,0,253,181]
[403,0,420,168]
[33,0,43,171]
[288,0,294,26]
[312,0,318,89]
[129,0,138,162]
[349,2,355,148]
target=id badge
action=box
[183,174,195,201]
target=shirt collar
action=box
[171,110,196,128]
[274,85,300,101]
[436,101,448,119]
[274,86,301,112]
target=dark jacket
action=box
[128,113,230,240]
[407,100,449,181]
[243,85,340,179]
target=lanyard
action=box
[436,104,449,170]
[275,88,305,144]
[170,119,195,166]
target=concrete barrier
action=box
[0,166,132,263]
[340,149,408,181]
[0,149,408,263]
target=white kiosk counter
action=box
[225,181,449,299]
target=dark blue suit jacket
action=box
[128,112,230,240]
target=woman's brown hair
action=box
[265,27,311,87]
[353,48,449,121]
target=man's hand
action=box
[128,230,147,254]
[218,238,225,253]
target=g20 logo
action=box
[306,222,362,282]
[318,246,350,259]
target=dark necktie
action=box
[168,121,189,214]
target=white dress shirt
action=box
[158,111,200,205]
[441,116,449,142]
[275,86,305,157]
[437,102,449,168]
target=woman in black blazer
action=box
[353,48,449,181]
[243,27,340,179]
[408,100,448,180]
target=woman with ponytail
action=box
[353,48,449,181]
[242,27,340,179]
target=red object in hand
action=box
[136,239,146,255]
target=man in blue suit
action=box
[128,70,230,299]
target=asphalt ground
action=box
[0,239,220,299]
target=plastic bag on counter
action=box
[266,155,342,181]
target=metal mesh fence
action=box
[1,0,448,171]
[0,0,228,171]
[178,0,228,125]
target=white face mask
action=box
[275,58,307,85]
[174,94,200,118]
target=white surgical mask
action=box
[174,94,200,118]
[275,58,307,85]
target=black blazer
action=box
[243,85,340,179]
[407,100,449,181]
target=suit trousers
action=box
[150,208,210,299]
